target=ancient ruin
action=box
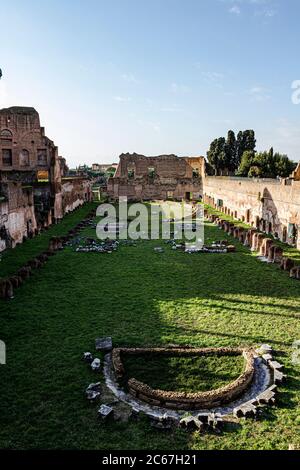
[107,153,205,201]
[80,339,285,430]
[0,106,92,251]
[204,174,300,249]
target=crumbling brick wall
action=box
[204,176,300,249]
[108,153,205,201]
[0,106,91,251]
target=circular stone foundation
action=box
[103,346,281,423]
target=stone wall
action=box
[108,153,205,201]
[204,176,300,249]
[60,178,93,214]
[0,106,92,251]
[112,347,255,410]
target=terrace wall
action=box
[203,176,300,249]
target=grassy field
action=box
[0,202,299,450]
[123,355,245,393]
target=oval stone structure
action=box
[111,347,255,410]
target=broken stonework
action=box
[98,404,113,420]
[86,389,101,401]
[91,358,101,371]
[86,382,101,393]
[179,416,204,431]
[233,401,257,419]
[95,337,113,352]
[262,354,273,364]
[255,344,273,355]
[256,386,276,406]
[269,360,284,371]
[83,352,93,363]
[273,370,286,385]
[207,412,223,429]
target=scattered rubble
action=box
[83,352,93,363]
[86,382,102,401]
[91,358,101,371]
[95,337,113,352]
[98,404,114,420]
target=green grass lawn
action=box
[123,355,245,393]
[0,202,299,450]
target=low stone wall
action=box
[112,347,255,410]
[204,176,300,249]
[209,212,299,279]
[0,207,96,300]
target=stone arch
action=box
[0,129,13,138]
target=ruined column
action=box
[256,234,265,253]
[268,245,276,263]
[251,232,259,251]
[273,246,284,264]
[290,266,300,280]
[280,257,295,272]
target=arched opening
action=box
[0,129,13,145]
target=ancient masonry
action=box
[206,212,300,280]
[107,154,300,250]
[81,339,285,431]
[0,106,92,251]
[107,153,205,202]
[204,170,300,250]
[0,208,97,300]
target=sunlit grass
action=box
[0,203,299,450]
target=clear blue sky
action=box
[0,0,300,167]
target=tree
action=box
[207,137,226,175]
[236,150,256,176]
[207,129,256,175]
[273,153,297,177]
[237,148,296,178]
[225,130,237,172]
[205,160,215,176]
[235,130,256,169]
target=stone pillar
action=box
[238,229,245,243]
[260,238,273,257]
[280,257,295,272]
[268,245,276,263]
[251,232,259,251]
[256,234,265,253]
[290,266,300,280]
[273,246,284,264]
[233,227,240,239]
[229,224,235,236]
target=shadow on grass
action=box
[0,215,299,449]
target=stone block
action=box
[98,404,113,420]
[262,353,273,363]
[273,370,286,385]
[139,394,161,406]
[95,337,113,351]
[269,360,284,371]
[233,403,257,419]
[83,352,93,363]
[179,416,204,431]
[256,389,276,406]
[91,358,101,371]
